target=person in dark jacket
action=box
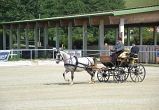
[130,41,139,57]
[110,37,124,63]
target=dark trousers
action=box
[111,51,123,63]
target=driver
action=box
[110,37,124,63]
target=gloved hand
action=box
[110,49,114,52]
[114,49,117,52]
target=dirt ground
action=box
[0,61,159,110]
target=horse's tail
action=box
[93,57,97,68]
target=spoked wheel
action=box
[122,67,130,81]
[113,67,127,83]
[97,70,110,82]
[130,63,146,82]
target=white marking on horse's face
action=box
[56,53,62,64]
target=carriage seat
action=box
[117,48,139,64]
[117,48,130,61]
[100,56,114,67]
[118,48,129,57]
[118,54,139,60]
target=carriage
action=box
[55,49,146,85]
[95,54,146,83]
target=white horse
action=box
[55,50,97,85]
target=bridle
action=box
[56,52,63,61]
[56,51,74,62]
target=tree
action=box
[0,0,44,21]
[0,0,126,48]
[82,0,125,12]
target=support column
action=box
[115,28,118,44]
[25,24,29,49]
[3,25,6,50]
[99,19,104,50]
[127,27,130,46]
[17,24,21,58]
[68,22,72,49]
[34,22,38,58]
[153,26,157,45]
[83,21,87,56]
[17,25,20,49]
[119,18,124,44]
[9,25,13,49]
[139,27,142,45]
[56,23,59,49]
[44,23,48,57]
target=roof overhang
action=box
[113,5,159,16]
[0,5,159,29]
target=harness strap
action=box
[86,57,93,66]
[64,56,78,71]
[64,57,94,70]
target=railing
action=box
[5,49,159,64]
[9,49,55,60]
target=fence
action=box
[101,45,159,64]
[9,49,55,60]
[4,47,159,64]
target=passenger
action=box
[110,37,124,63]
[130,41,139,58]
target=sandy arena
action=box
[0,61,159,110]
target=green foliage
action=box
[0,0,44,21]
[0,29,3,49]
[127,27,159,45]
[8,57,24,61]
[124,0,159,8]
[72,35,83,47]
[104,29,116,45]
[88,37,98,46]
[83,0,125,12]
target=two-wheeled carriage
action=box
[96,54,146,83]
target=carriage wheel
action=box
[122,67,130,81]
[97,70,110,82]
[130,63,146,82]
[113,67,127,83]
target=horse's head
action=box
[55,50,63,64]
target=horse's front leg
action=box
[63,70,69,82]
[70,71,74,85]
[88,69,96,84]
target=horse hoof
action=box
[91,81,95,84]
[69,82,73,85]
[89,81,95,84]
[65,79,69,82]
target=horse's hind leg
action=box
[91,70,96,83]
[63,70,69,82]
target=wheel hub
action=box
[102,73,107,77]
